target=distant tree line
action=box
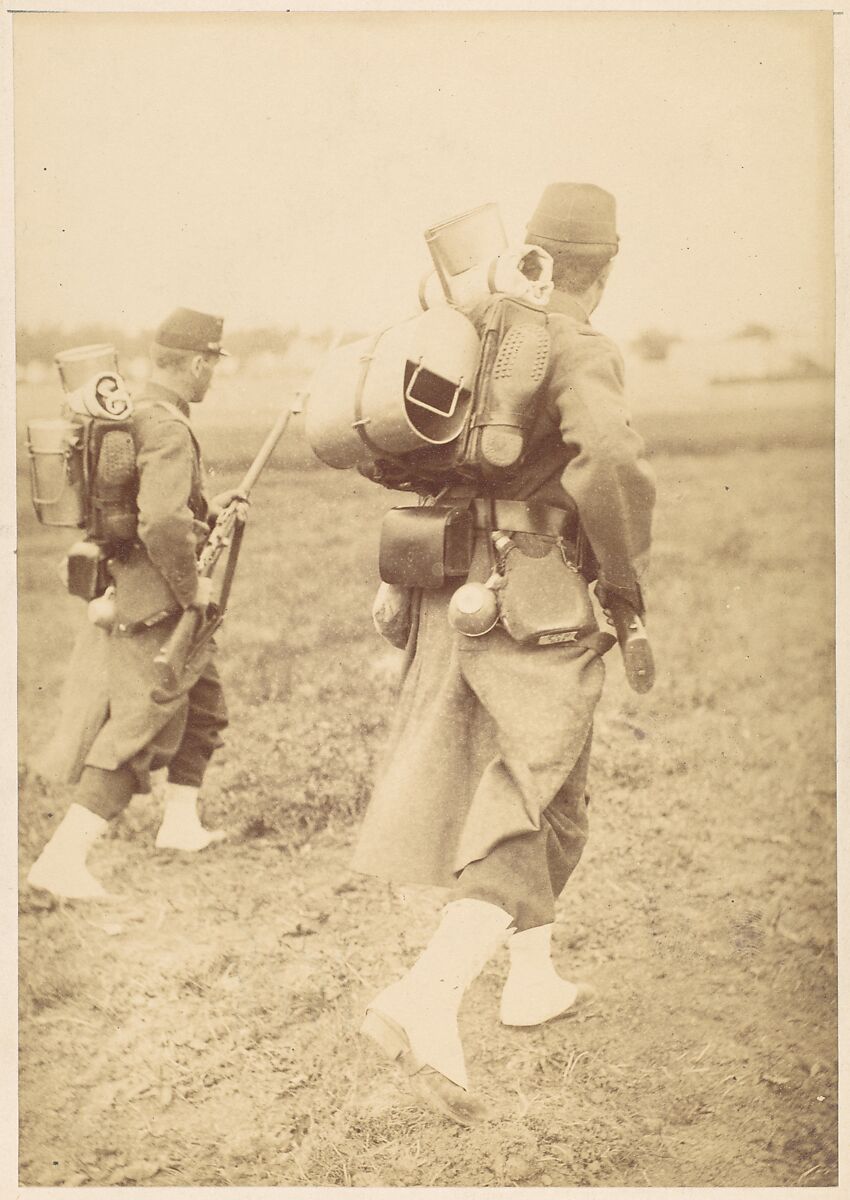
[630,323,781,363]
[20,320,789,368]
[630,328,681,362]
[16,323,342,364]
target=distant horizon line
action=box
[13,318,833,346]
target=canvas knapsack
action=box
[27,362,138,546]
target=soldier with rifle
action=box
[353,184,657,1123]
[28,308,241,900]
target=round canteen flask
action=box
[448,531,517,636]
[447,579,500,636]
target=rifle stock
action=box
[152,607,204,700]
[606,596,655,694]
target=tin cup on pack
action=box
[424,203,508,304]
[26,417,86,527]
[421,205,554,310]
[54,344,120,393]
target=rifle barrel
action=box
[237,407,294,498]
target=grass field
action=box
[17,372,837,1187]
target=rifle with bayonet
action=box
[151,402,298,703]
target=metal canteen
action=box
[447,577,501,637]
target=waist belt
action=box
[114,606,180,637]
[472,498,576,540]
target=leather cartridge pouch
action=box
[65,540,110,602]
[497,537,597,646]
[379,504,474,588]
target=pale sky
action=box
[13,10,835,344]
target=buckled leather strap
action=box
[352,329,387,456]
[471,498,575,539]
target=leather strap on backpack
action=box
[351,329,387,457]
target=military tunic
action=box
[351,292,655,927]
[42,382,228,810]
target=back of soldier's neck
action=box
[148,371,195,406]
[548,291,592,322]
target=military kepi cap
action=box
[155,307,230,356]
[527,183,619,248]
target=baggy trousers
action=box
[77,657,228,822]
[352,572,605,931]
[452,731,593,930]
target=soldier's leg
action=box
[24,770,127,899]
[360,736,594,1123]
[453,731,596,1026]
[26,711,188,900]
[156,660,228,852]
[452,732,592,931]
[165,659,228,787]
[361,899,514,1125]
[453,630,602,924]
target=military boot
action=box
[500,922,596,1026]
[155,783,226,852]
[360,898,513,1125]
[26,802,111,900]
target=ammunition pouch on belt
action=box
[65,539,111,602]
[378,495,616,655]
[495,540,596,646]
[378,504,474,588]
[108,543,181,635]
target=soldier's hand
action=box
[596,579,644,622]
[208,489,250,524]
[188,575,214,611]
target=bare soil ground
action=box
[17,383,837,1187]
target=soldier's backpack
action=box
[27,344,142,600]
[304,203,554,497]
[305,291,551,497]
[27,343,139,547]
[374,292,551,495]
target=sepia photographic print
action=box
[5,3,844,1193]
